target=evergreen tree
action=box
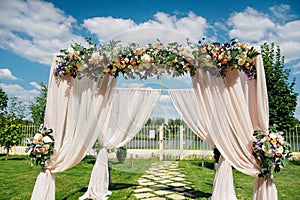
[260,43,298,131]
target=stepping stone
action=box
[147,197,166,200]
[166,193,185,200]
[140,181,156,186]
[138,179,149,183]
[159,180,173,184]
[170,177,186,181]
[168,182,186,187]
[160,175,172,179]
[151,184,169,190]
[151,177,163,181]
[154,190,173,195]
[133,192,156,199]
[134,188,153,193]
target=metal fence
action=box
[285,125,300,152]
[125,124,212,151]
[16,124,300,152]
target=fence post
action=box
[180,125,184,151]
[159,124,164,161]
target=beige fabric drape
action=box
[168,89,237,200]
[80,88,162,199]
[30,57,117,200]
[169,55,277,200]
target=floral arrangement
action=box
[198,38,259,79]
[252,126,292,178]
[26,124,55,168]
[54,38,260,81]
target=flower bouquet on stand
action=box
[252,125,292,178]
[26,124,55,168]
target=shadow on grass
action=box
[0,154,26,160]
[291,160,300,165]
[60,183,138,200]
[150,184,211,199]
[190,160,215,170]
[109,183,138,190]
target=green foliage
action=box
[29,82,47,125]
[145,117,165,125]
[8,96,27,122]
[0,120,22,159]
[0,86,8,115]
[260,43,298,131]
[0,86,8,126]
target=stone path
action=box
[131,161,198,200]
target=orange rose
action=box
[156,43,163,50]
[221,58,228,65]
[33,139,38,145]
[241,43,246,48]
[130,59,137,67]
[271,138,277,145]
[137,49,143,55]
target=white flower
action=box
[269,132,276,139]
[262,144,274,157]
[180,46,194,58]
[67,47,74,53]
[141,54,151,62]
[43,135,53,143]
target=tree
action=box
[145,117,165,126]
[0,117,22,160]
[0,86,8,126]
[260,43,298,131]
[8,97,27,123]
[29,82,48,125]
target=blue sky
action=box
[0,0,299,120]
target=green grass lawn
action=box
[179,159,300,200]
[0,155,156,200]
[1,155,299,200]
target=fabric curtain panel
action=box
[80,88,162,200]
[169,55,277,200]
[30,57,117,200]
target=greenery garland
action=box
[54,38,260,81]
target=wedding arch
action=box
[29,38,287,200]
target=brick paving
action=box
[131,161,198,200]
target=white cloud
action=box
[0,0,85,65]
[83,11,209,45]
[227,7,300,63]
[227,7,275,43]
[269,4,297,22]
[30,82,41,90]
[0,68,19,80]
[0,83,39,101]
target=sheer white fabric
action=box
[212,155,237,200]
[80,88,162,200]
[169,55,277,200]
[30,57,117,200]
